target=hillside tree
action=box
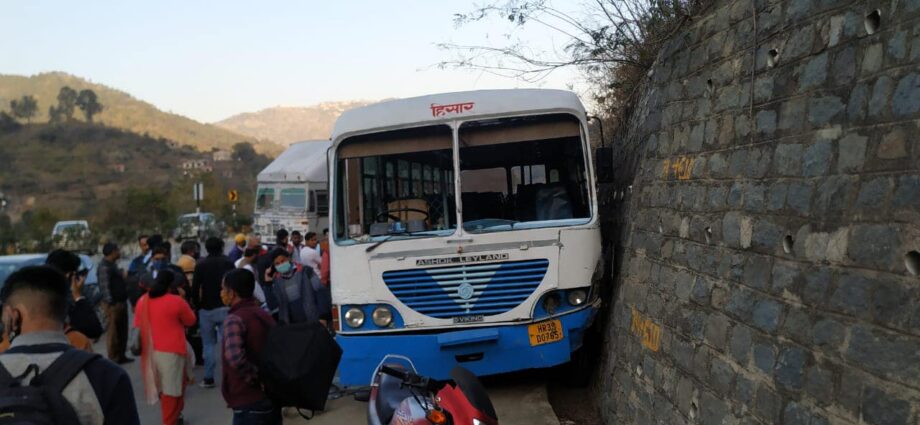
[55,86,78,121]
[76,89,103,123]
[9,95,38,124]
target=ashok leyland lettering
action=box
[329,89,604,385]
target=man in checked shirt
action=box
[219,268,280,425]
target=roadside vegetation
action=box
[0,88,270,254]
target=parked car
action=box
[0,253,106,333]
[173,212,223,242]
[51,220,96,254]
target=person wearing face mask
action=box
[0,265,141,425]
[98,242,132,364]
[266,248,321,326]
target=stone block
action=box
[743,256,772,291]
[869,75,893,117]
[877,128,907,159]
[782,307,812,343]
[805,364,834,405]
[892,175,920,212]
[892,73,920,116]
[708,152,728,177]
[755,110,777,135]
[690,276,712,305]
[773,143,803,175]
[782,401,828,425]
[767,183,787,211]
[750,218,784,252]
[742,183,766,211]
[729,149,749,177]
[831,47,856,85]
[837,133,868,172]
[802,267,831,305]
[802,140,831,176]
[847,83,869,121]
[808,96,844,125]
[707,185,727,210]
[862,386,911,425]
[861,43,883,75]
[709,356,735,395]
[871,279,911,328]
[855,177,893,210]
[847,224,900,269]
[812,317,845,351]
[729,324,752,365]
[722,211,742,247]
[799,52,827,91]
[887,30,908,61]
[752,343,776,373]
[779,98,807,131]
[774,346,807,391]
[753,384,780,422]
[829,273,870,316]
[704,314,729,350]
[700,390,731,425]
[725,287,755,321]
[845,325,920,385]
[785,182,812,215]
[751,298,783,333]
[754,76,774,102]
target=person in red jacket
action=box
[220,269,279,424]
[134,270,197,425]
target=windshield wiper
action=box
[365,231,433,253]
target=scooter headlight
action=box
[344,307,365,328]
[567,289,588,306]
[372,306,393,327]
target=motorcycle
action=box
[358,355,499,425]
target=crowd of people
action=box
[0,227,334,425]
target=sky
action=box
[0,1,587,123]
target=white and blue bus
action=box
[329,89,603,385]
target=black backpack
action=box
[0,349,99,425]
[259,322,341,416]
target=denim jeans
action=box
[199,306,228,381]
[231,400,281,425]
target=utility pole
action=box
[193,182,204,214]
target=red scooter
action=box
[360,355,499,425]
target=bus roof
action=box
[257,140,331,183]
[331,89,587,144]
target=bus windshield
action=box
[458,113,591,233]
[335,125,456,241]
[280,188,306,209]
[255,187,274,210]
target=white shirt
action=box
[299,245,321,275]
[234,258,266,304]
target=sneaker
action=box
[199,379,215,388]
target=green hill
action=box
[0,120,270,248]
[0,72,282,155]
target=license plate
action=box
[528,319,564,346]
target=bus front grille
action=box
[382,259,549,319]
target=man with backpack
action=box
[0,265,140,425]
[220,269,280,425]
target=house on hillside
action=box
[212,150,232,162]
[181,159,213,176]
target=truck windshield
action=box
[280,188,306,209]
[256,187,274,210]
[458,113,591,233]
[335,125,456,241]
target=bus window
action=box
[458,114,590,233]
[335,125,456,240]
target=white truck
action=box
[252,140,331,238]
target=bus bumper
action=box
[335,302,599,386]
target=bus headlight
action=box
[344,307,365,328]
[543,293,561,315]
[567,289,588,306]
[372,306,393,327]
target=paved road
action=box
[94,337,560,425]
